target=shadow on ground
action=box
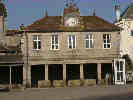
[81,92,133,100]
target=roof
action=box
[23,5,120,32]
[6,30,23,36]
[121,3,133,19]
[24,15,120,32]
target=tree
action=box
[122,54,133,71]
[0,1,7,17]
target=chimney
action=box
[93,9,96,16]
[115,5,120,21]
[45,8,48,17]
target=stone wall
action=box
[83,79,96,86]
[38,80,51,88]
[68,80,81,87]
[53,80,66,87]
[22,31,120,64]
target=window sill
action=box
[103,48,111,49]
[50,49,60,51]
[85,48,94,49]
[32,49,41,52]
[68,48,76,50]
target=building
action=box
[115,3,133,83]
[115,3,133,62]
[20,3,122,88]
[0,1,23,88]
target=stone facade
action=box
[0,1,121,88]
[21,31,120,87]
[19,4,121,88]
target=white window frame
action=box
[113,59,126,85]
[68,35,76,49]
[51,34,59,50]
[33,35,41,50]
[85,33,94,48]
[103,34,111,49]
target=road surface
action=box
[0,85,133,100]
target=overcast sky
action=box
[4,0,132,29]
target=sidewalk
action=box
[0,85,133,100]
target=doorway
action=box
[113,59,126,85]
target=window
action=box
[51,34,59,50]
[130,30,133,36]
[103,34,111,48]
[85,33,94,48]
[33,35,41,50]
[68,35,76,49]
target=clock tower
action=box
[63,0,80,27]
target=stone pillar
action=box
[97,63,101,84]
[27,65,31,88]
[80,64,84,80]
[23,65,27,87]
[63,64,66,81]
[63,64,67,87]
[45,64,48,80]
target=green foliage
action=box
[0,3,7,17]
[122,54,133,71]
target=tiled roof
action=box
[81,16,119,30]
[6,30,22,36]
[24,15,120,32]
[23,5,120,32]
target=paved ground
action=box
[0,85,133,100]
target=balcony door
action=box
[113,59,126,85]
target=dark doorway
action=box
[101,63,112,79]
[0,66,23,85]
[83,64,97,79]
[31,65,45,87]
[12,66,23,84]
[66,64,80,80]
[48,64,63,80]
[0,67,9,84]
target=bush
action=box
[122,54,133,71]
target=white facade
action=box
[116,19,133,61]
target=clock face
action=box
[64,13,78,27]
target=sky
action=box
[3,0,132,29]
